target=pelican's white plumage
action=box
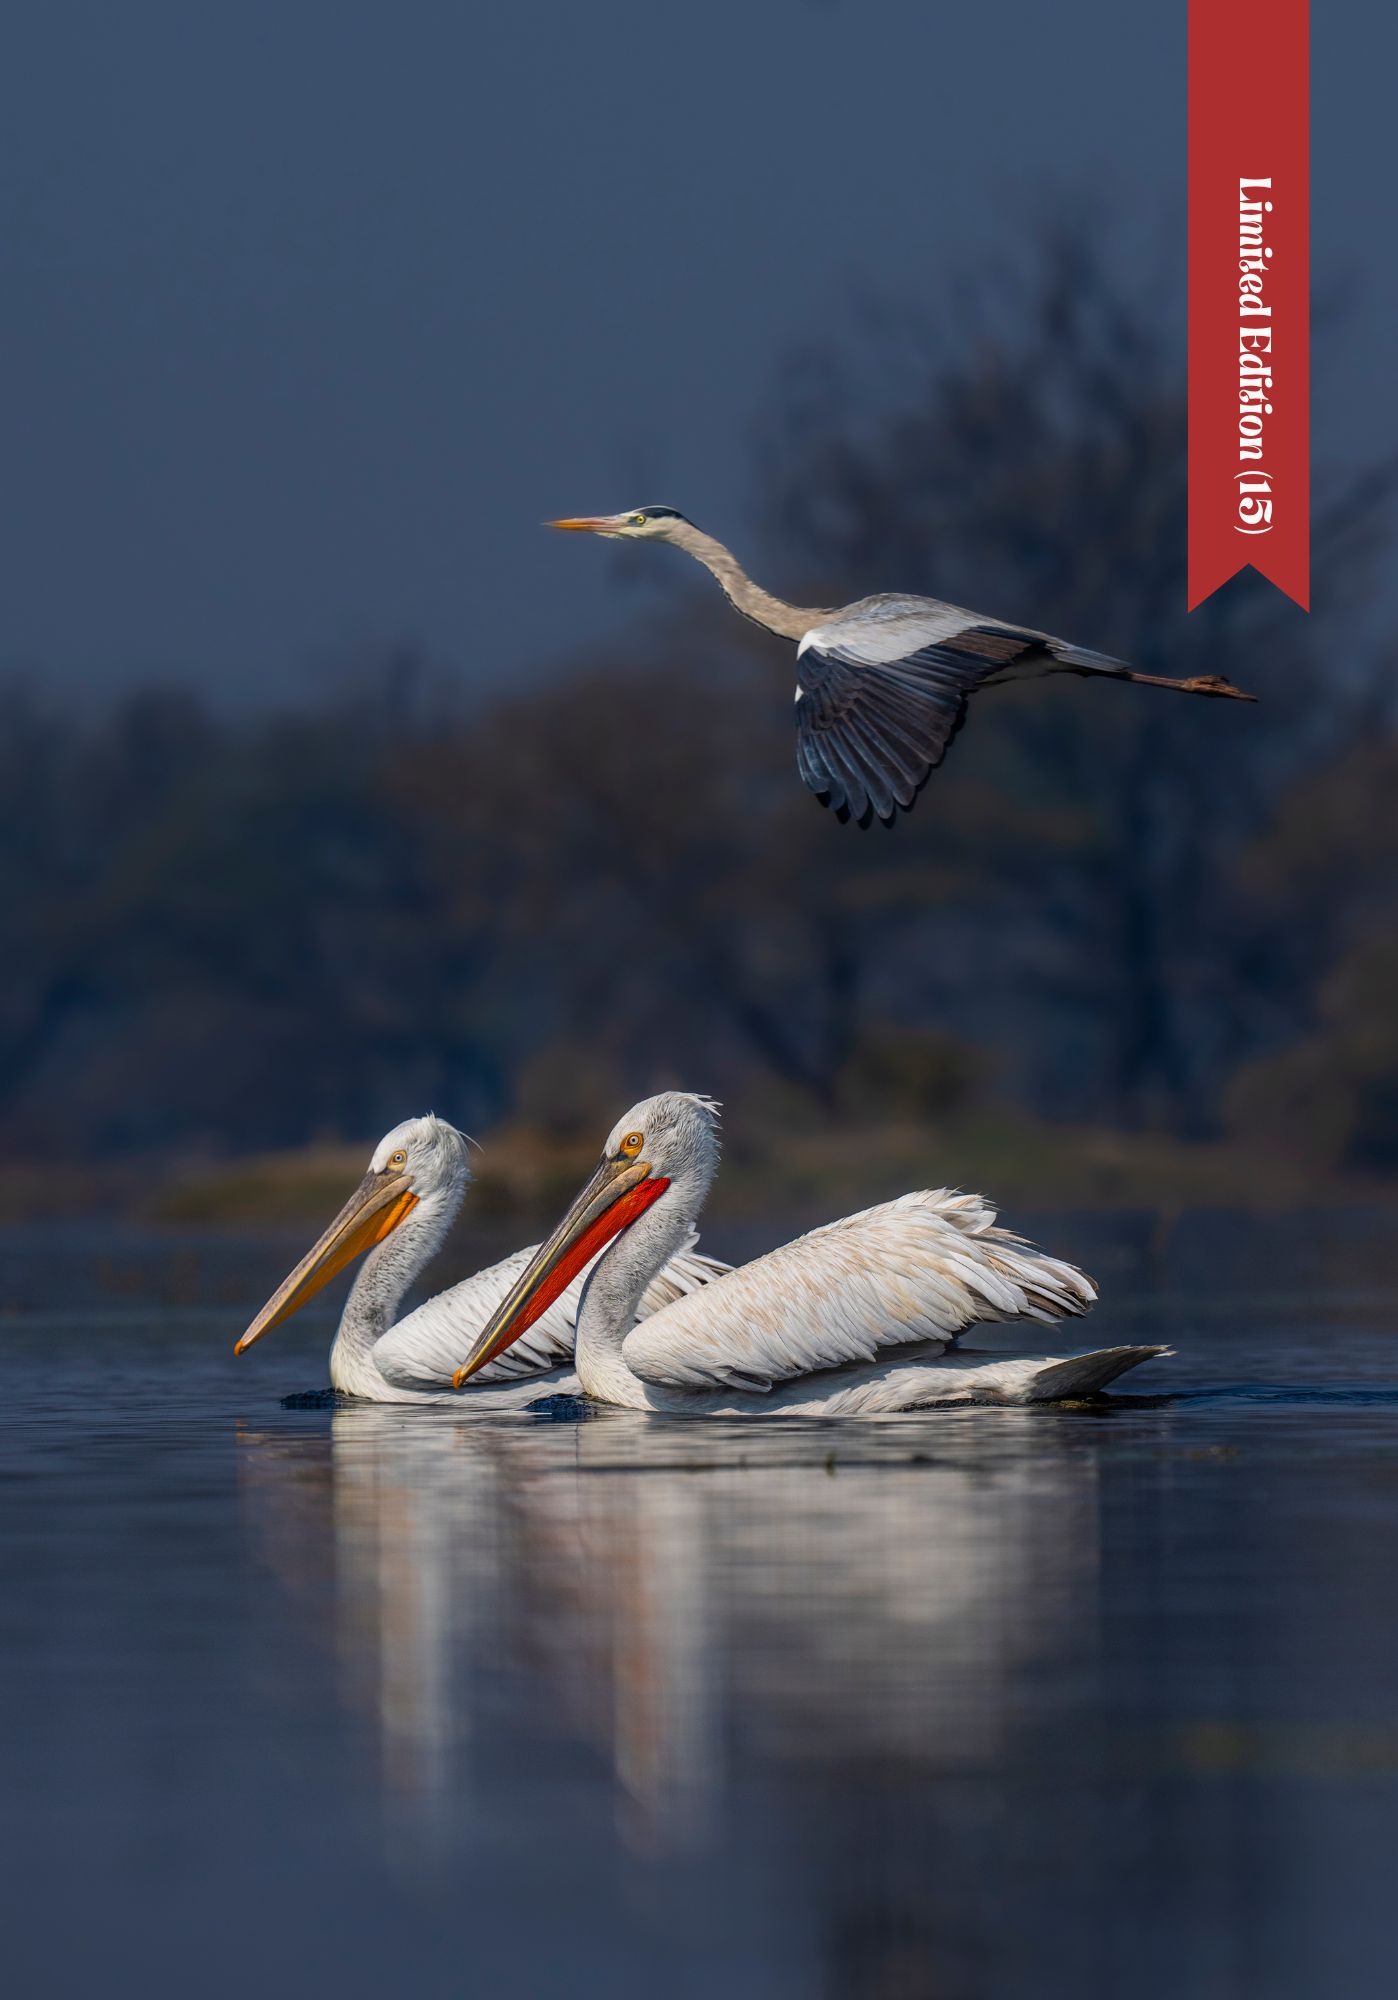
[622,1189,1095,1393]
[369,1229,726,1397]
[234,1112,728,1406]
[454,1093,1167,1415]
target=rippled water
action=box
[3,1213,1398,1997]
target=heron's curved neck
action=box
[574,1171,713,1407]
[333,1187,462,1373]
[669,524,827,642]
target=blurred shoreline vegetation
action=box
[4,227,1396,1223]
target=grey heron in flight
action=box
[453,1092,1167,1413]
[233,1113,727,1403]
[548,508,1256,826]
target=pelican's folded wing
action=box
[621,1191,1096,1393]
[795,594,1091,825]
[372,1241,730,1392]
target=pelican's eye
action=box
[389,1150,407,1169]
[619,1131,644,1158]
[629,513,646,527]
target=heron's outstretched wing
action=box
[373,1242,730,1393]
[796,592,1253,824]
[794,594,1132,825]
[621,1191,1096,1394]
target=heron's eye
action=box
[620,1131,644,1157]
[629,513,646,527]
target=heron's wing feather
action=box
[795,596,1140,824]
[621,1191,1096,1393]
[794,640,981,824]
[373,1242,730,1392]
[796,623,1021,825]
[805,594,1134,673]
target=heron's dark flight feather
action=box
[794,633,1016,825]
[792,613,1150,824]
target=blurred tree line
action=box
[4,230,1396,1185]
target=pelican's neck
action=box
[574,1177,708,1407]
[330,1182,463,1387]
[667,523,828,642]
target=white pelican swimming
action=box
[234,1113,729,1404]
[452,1094,1167,1413]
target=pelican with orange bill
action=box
[235,1160,419,1357]
[233,1113,727,1405]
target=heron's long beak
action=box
[451,1155,669,1388]
[545,514,626,535]
[234,1169,419,1355]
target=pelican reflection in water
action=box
[233,1113,727,1402]
[454,1093,1167,1413]
[234,1402,1113,1848]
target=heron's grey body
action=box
[549,509,1255,826]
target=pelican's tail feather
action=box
[818,1343,1172,1412]
[1019,1343,1171,1401]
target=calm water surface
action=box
[2,1211,1397,1998]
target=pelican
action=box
[453,1093,1167,1413]
[234,1113,729,1404]
[548,508,1255,825]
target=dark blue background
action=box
[2,1,1387,700]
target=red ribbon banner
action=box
[1188,0,1309,611]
